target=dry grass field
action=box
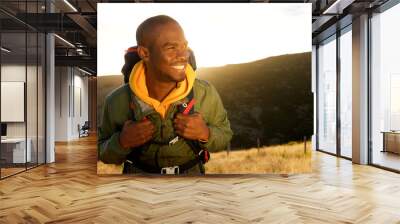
[205,141,312,174]
[97,141,311,174]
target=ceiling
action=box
[311,0,389,43]
[0,0,393,75]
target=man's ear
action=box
[137,46,150,61]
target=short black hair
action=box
[136,15,179,47]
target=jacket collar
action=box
[128,60,196,119]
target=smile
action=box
[171,65,185,70]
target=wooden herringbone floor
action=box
[1,136,400,223]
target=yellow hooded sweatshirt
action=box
[129,60,196,119]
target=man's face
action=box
[146,22,189,83]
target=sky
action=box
[97,3,311,76]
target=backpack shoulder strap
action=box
[177,88,195,114]
[176,87,210,164]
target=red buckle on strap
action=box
[199,149,210,163]
[182,99,196,115]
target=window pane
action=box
[1,30,27,177]
[27,31,38,169]
[340,28,352,158]
[318,36,337,154]
[371,3,400,171]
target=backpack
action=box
[120,46,209,174]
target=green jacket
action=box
[98,79,233,172]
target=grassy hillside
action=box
[97,75,124,125]
[205,141,311,174]
[197,52,312,149]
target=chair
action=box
[79,121,90,138]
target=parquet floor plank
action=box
[0,136,399,223]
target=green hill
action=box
[197,52,312,149]
[97,75,124,126]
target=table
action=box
[1,138,32,163]
[381,131,400,154]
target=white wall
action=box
[54,67,89,141]
[55,67,69,141]
[1,65,32,138]
[1,65,26,150]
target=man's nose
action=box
[177,48,189,61]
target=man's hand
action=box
[173,113,210,141]
[119,119,155,149]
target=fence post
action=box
[304,136,307,154]
[257,137,260,154]
[227,142,231,157]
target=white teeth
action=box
[171,65,185,70]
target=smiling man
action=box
[98,15,232,175]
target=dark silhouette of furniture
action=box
[79,121,90,138]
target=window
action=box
[339,27,352,158]
[390,74,400,130]
[0,1,46,179]
[370,2,400,171]
[317,35,337,154]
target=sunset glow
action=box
[98,3,311,76]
